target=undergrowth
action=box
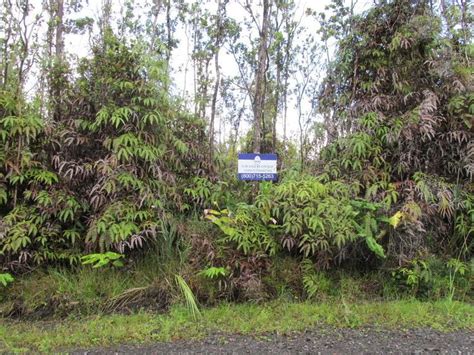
[1,253,471,320]
[0,300,472,353]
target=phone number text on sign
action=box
[237,153,278,181]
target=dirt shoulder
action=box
[72,327,474,354]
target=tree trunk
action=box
[150,0,163,52]
[1,0,13,89]
[282,14,294,143]
[55,0,64,60]
[165,0,172,91]
[209,0,224,164]
[252,0,270,154]
[272,63,281,151]
[100,0,112,46]
[53,0,64,121]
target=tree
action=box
[292,31,321,170]
[209,0,228,163]
[319,0,473,263]
[46,0,66,121]
[267,0,299,146]
[313,0,357,144]
[252,0,271,154]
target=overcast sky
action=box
[25,0,373,144]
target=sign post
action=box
[237,153,278,181]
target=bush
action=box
[207,174,391,269]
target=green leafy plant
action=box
[0,273,14,287]
[81,252,125,268]
[394,260,432,297]
[301,259,331,300]
[207,175,390,269]
[446,258,467,302]
[184,177,233,210]
[1,31,212,271]
[198,266,229,279]
[206,206,278,256]
[318,0,473,265]
[198,266,230,297]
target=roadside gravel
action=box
[72,327,473,354]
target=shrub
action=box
[207,174,392,269]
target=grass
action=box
[0,252,471,352]
[1,299,472,353]
[0,253,185,317]
[0,267,143,317]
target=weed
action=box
[175,275,201,320]
[446,258,468,302]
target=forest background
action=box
[0,0,473,331]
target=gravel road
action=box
[73,327,473,354]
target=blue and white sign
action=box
[238,153,278,181]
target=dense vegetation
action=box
[0,0,472,320]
